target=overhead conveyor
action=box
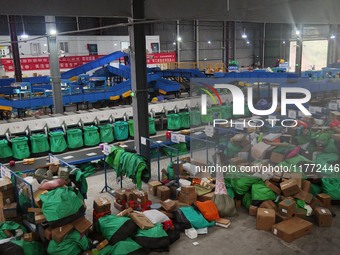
[60,51,128,79]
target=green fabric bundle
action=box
[251,183,276,201]
[47,230,88,255]
[179,207,215,229]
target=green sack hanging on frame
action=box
[30,134,49,154]
[49,131,67,153]
[99,124,114,143]
[128,119,134,137]
[167,114,181,130]
[149,118,157,135]
[114,121,129,141]
[83,126,100,146]
[179,112,190,129]
[0,139,13,159]
[190,110,202,126]
[221,105,232,119]
[201,108,213,124]
[67,129,84,149]
[11,136,30,160]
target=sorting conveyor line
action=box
[61,51,128,79]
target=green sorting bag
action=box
[242,192,252,209]
[128,119,135,137]
[99,124,114,143]
[179,206,215,229]
[97,215,131,241]
[47,230,88,255]
[201,108,213,124]
[114,121,129,141]
[0,139,13,159]
[129,119,156,137]
[30,133,49,154]
[83,126,100,146]
[310,183,323,195]
[322,178,340,200]
[221,104,232,119]
[66,129,84,149]
[11,240,45,255]
[211,106,222,119]
[40,187,84,222]
[0,221,26,240]
[179,112,190,129]
[167,114,181,130]
[49,131,67,153]
[99,238,143,255]
[11,136,30,159]
[190,110,202,126]
[230,177,262,195]
[251,183,276,201]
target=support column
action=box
[195,20,199,65]
[262,23,266,68]
[129,0,149,158]
[295,24,303,75]
[222,21,227,68]
[46,16,63,114]
[8,15,22,82]
[176,20,181,63]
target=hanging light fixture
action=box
[242,28,247,39]
[20,16,29,38]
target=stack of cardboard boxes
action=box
[0,177,18,222]
[93,197,111,224]
[251,174,333,242]
[114,188,150,211]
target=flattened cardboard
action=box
[130,212,154,230]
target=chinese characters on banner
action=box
[0,52,177,72]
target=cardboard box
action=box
[314,207,333,227]
[130,212,154,230]
[271,217,313,242]
[275,212,290,223]
[35,213,46,224]
[44,227,53,241]
[197,192,215,202]
[0,178,13,192]
[3,229,12,237]
[215,218,231,228]
[256,208,276,231]
[148,181,162,196]
[23,232,39,242]
[117,207,133,217]
[294,190,313,204]
[133,190,148,204]
[114,189,128,201]
[0,189,16,206]
[251,142,272,160]
[265,180,281,195]
[280,179,300,197]
[259,200,277,211]
[181,185,196,194]
[178,192,197,205]
[301,180,311,193]
[72,217,92,234]
[114,200,126,211]
[27,207,43,214]
[33,189,48,208]
[279,199,296,218]
[270,152,285,164]
[157,186,171,201]
[230,157,248,165]
[173,161,184,175]
[234,199,242,208]
[293,208,313,223]
[52,224,73,243]
[125,189,136,202]
[249,205,258,216]
[161,199,176,212]
[309,196,323,210]
[94,197,111,213]
[49,164,59,174]
[97,239,109,251]
[316,193,331,209]
[2,203,17,219]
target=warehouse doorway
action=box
[289,40,328,72]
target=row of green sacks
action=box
[169,104,251,130]
[0,119,157,160]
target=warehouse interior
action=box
[0,0,340,254]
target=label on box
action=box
[264,210,269,214]
[273,228,277,235]
[321,209,326,214]
[49,155,60,165]
[288,110,297,119]
[171,133,179,144]
[141,137,147,145]
[103,144,112,155]
[281,208,287,214]
[205,126,214,137]
[0,165,11,178]
[178,134,186,143]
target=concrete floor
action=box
[85,172,340,255]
